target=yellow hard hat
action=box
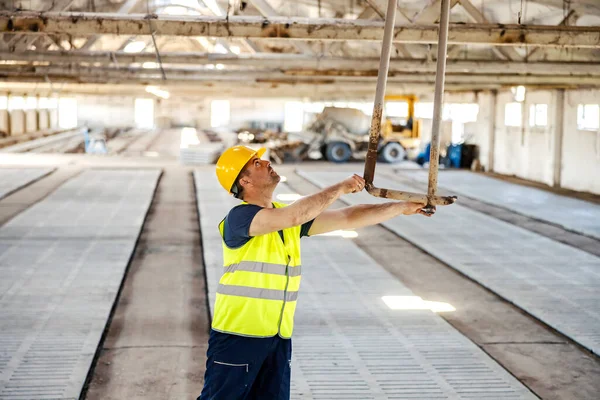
[216,145,267,194]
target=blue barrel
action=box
[447,143,463,168]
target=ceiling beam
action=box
[458,0,523,61]
[0,80,503,98]
[248,0,313,54]
[80,0,143,50]
[10,0,75,52]
[2,50,599,75]
[526,10,580,61]
[2,12,599,48]
[0,74,591,91]
[196,0,260,54]
[2,65,599,86]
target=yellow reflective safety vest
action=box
[212,201,302,339]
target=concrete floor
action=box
[286,170,600,400]
[84,166,208,400]
[0,168,54,200]
[0,129,599,399]
[397,170,600,240]
[298,167,600,356]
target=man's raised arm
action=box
[308,202,430,236]
[248,174,365,236]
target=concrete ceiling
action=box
[0,0,599,98]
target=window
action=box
[38,97,54,109]
[415,102,433,119]
[8,96,25,111]
[210,100,230,128]
[504,103,522,127]
[135,98,154,129]
[24,97,37,110]
[385,102,408,118]
[511,85,526,102]
[304,102,325,114]
[284,101,304,132]
[529,104,548,127]
[445,103,479,123]
[58,98,77,129]
[0,96,7,110]
[38,97,58,109]
[38,97,49,109]
[577,104,599,131]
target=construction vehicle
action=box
[240,94,422,165]
[287,94,421,164]
[382,94,422,156]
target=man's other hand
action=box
[403,202,434,217]
[339,174,366,194]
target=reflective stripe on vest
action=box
[217,284,299,302]
[223,261,302,277]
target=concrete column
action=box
[553,89,565,188]
[38,109,50,130]
[25,109,38,132]
[10,110,25,135]
[0,110,9,136]
[488,90,497,172]
[49,109,58,128]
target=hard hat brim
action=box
[255,147,267,158]
[238,147,267,171]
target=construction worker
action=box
[198,145,430,400]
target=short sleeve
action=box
[223,204,263,248]
[300,219,315,238]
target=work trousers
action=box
[197,329,292,400]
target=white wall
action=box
[493,91,520,176]
[561,89,600,194]
[524,90,555,186]
[493,90,555,186]
[153,97,286,131]
[155,97,208,128]
[76,95,135,128]
[413,92,477,151]
[228,99,285,130]
[486,87,600,194]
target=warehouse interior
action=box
[0,0,599,399]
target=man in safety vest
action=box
[198,145,430,400]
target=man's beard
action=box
[270,173,281,184]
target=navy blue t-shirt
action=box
[223,204,314,248]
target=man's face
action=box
[243,156,280,190]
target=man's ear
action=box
[238,176,251,188]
